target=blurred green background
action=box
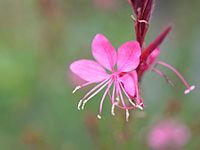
[0,0,199,149]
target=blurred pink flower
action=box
[147,119,191,150]
[70,33,143,121]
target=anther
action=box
[73,86,81,93]
[111,102,118,116]
[77,99,83,110]
[126,109,130,122]
[129,99,136,107]
[111,104,115,116]
[184,85,195,94]
[97,114,102,119]
[81,100,87,110]
[136,104,144,110]
[116,96,120,101]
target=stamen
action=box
[73,86,81,93]
[77,81,107,110]
[77,78,110,110]
[81,79,111,110]
[111,102,118,116]
[133,73,144,110]
[111,80,116,103]
[111,104,115,116]
[152,68,175,87]
[126,109,130,122]
[99,80,113,114]
[157,61,195,94]
[108,82,117,116]
[136,104,144,110]
[72,82,93,93]
[116,96,120,102]
[77,100,83,110]
[118,81,136,107]
[184,85,195,94]
[117,81,127,109]
[115,78,120,101]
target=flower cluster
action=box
[69,0,195,121]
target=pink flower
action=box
[70,34,143,121]
[69,0,195,121]
[147,119,191,150]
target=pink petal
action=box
[119,71,137,97]
[70,59,109,82]
[147,48,160,66]
[92,34,117,71]
[117,41,141,72]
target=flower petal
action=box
[147,48,160,66]
[119,71,137,97]
[92,34,117,71]
[70,59,109,82]
[117,41,141,72]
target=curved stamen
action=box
[111,102,118,116]
[81,78,112,110]
[152,68,175,87]
[112,76,143,110]
[77,78,110,110]
[136,104,144,111]
[117,80,132,120]
[118,81,136,107]
[111,79,117,116]
[118,82,130,121]
[157,61,195,94]
[73,82,94,93]
[110,77,137,110]
[117,81,127,109]
[111,79,116,104]
[132,73,144,110]
[99,80,114,115]
[184,86,195,94]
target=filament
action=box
[117,81,127,109]
[99,80,113,114]
[81,78,111,110]
[126,109,130,122]
[73,81,94,93]
[157,61,195,94]
[152,67,174,87]
[78,78,111,110]
[132,73,144,110]
[118,81,136,107]
[77,78,110,110]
